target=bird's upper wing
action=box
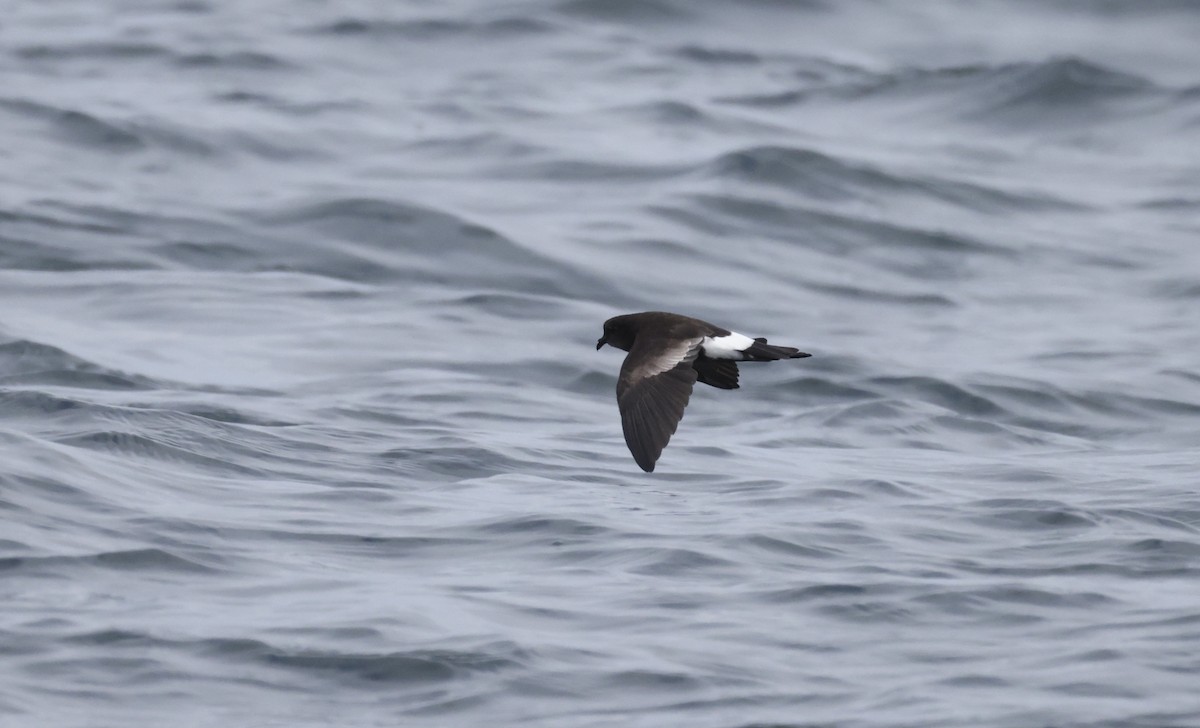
[617,336,702,472]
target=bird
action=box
[595,311,811,472]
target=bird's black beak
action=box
[596,335,607,350]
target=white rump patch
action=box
[701,332,755,360]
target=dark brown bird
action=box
[596,311,811,472]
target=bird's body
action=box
[596,311,811,472]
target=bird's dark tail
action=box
[744,338,812,361]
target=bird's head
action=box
[596,315,635,352]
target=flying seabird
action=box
[596,311,811,472]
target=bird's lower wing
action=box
[617,338,701,472]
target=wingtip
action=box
[631,448,658,472]
[631,453,656,472]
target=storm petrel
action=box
[596,311,811,472]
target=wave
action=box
[0,339,154,390]
[0,548,218,576]
[654,192,1003,262]
[175,51,295,71]
[719,56,1165,130]
[49,629,523,690]
[0,98,218,155]
[705,145,1086,212]
[243,196,614,296]
[310,16,556,38]
[2,195,616,302]
[958,57,1156,125]
[15,41,170,61]
[556,0,691,22]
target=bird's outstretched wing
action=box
[617,337,702,472]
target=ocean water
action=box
[2,1,1199,726]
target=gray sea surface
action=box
[2,1,1200,726]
